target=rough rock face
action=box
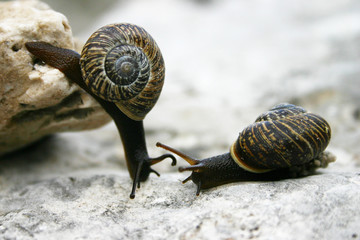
[0,0,110,155]
[0,170,359,239]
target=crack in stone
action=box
[8,91,95,128]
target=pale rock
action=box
[0,0,111,155]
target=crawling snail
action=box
[157,103,335,195]
[25,23,176,199]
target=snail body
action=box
[157,103,335,195]
[25,23,175,198]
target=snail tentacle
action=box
[148,153,177,166]
[156,142,200,166]
[182,175,193,184]
[195,181,202,196]
[149,168,160,177]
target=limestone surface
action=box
[0,0,110,155]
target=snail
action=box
[157,103,335,195]
[25,23,176,199]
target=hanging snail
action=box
[26,23,176,199]
[157,103,335,195]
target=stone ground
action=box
[1,0,360,239]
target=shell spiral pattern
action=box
[231,104,331,173]
[80,23,165,121]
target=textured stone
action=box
[0,156,359,239]
[0,0,110,155]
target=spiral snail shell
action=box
[25,23,175,199]
[80,24,164,121]
[231,103,331,173]
[157,103,335,195]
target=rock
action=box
[0,164,359,239]
[0,0,111,155]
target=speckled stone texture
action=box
[1,0,360,239]
[0,0,110,155]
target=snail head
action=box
[156,142,227,195]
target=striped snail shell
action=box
[230,103,331,173]
[80,23,165,121]
[157,103,334,195]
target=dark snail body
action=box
[157,103,334,195]
[25,23,175,199]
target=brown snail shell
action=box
[80,23,165,121]
[230,103,331,173]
